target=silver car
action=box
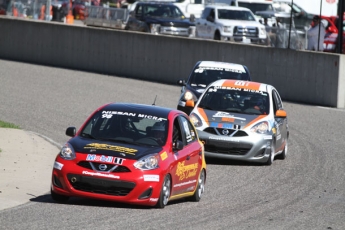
[187,79,289,165]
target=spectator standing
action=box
[307,15,326,51]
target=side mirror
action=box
[66,127,76,137]
[173,140,184,151]
[190,14,195,22]
[177,79,186,86]
[275,110,287,118]
[185,99,195,107]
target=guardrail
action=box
[84,5,128,29]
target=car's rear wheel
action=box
[189,169,205,202]
[155,175,171,209]
[51,189,69,203]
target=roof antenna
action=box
[152,95,157,106]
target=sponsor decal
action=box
[84,143,137,155]
[114,157,125,165]
[54,161,63,170]
[86,154,113,162]
[149,198,159,202]
[173,180,197,187]
[175,161,198,181]
[213,112,246,121]
[101,111,167,121]
[143,174,160,182]
[160,152,168,161]
[272,127,276,134]
[102,111,136,118]
[82,171,120,179]
[222,117,234,122]
[210,122,233,129]
[209,136,240,142]
[263,135,273,140]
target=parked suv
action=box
[177,61,252,115]
[125,1,196,37]
[195,4,267,44]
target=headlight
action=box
[183,91,194,101]
[250,121,269,134]
[190,113,203,127]
[134,154,159,170]
[223,26,232,33]
[150,24,160,34]
[259,27,266,36]
[60,143,76,160]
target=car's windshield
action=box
[198,86,270,115]
[189,65,251,89]
[79,110,169,147]
[238,3,274,14]
[217,9,256,21]
[143,4,184,18]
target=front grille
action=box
[77,161,131,172]
[203,127,248,137]
[234,26,258,37]
[67,174,135,196]
[204,145,251,155]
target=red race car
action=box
[51,102,206,208]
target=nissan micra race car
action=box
[177,61,252,115]
[186,79,289,165]
[51,103,206,208]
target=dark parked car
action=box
[125,1,196,37]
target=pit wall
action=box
[1,17,344,108]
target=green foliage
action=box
[0,120,20,129]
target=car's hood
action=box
[197,108,268,129]
[146,17,194,27]
[217,19,263,28]
[69,136,162,160]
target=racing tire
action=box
[189,169,205,202]
[155,174,171,209]
[276,139,288,160]
[51,189,69,203]
[265,143,275,166]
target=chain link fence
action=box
[84,5,129,29]
[4,0,54,20]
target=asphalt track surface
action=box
[0,59,344,230]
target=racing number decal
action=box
[234,81,249,86]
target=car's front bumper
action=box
[197,129,273,163]
[51,158,163,206]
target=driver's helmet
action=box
[151,121,167,142]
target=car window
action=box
[201,7,211,19]
[189,65,251,89]
[238,3,274,14]
[179,116,197,144]
[80,110,169,146]
[272,90,283,110]
[217,9,255,21]
[198,86,270,115]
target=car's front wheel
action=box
[189,169,205,202]
[277,139,288,160]
[155,175,171,209]
[51,189,69,203]
[266,143,275,166]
